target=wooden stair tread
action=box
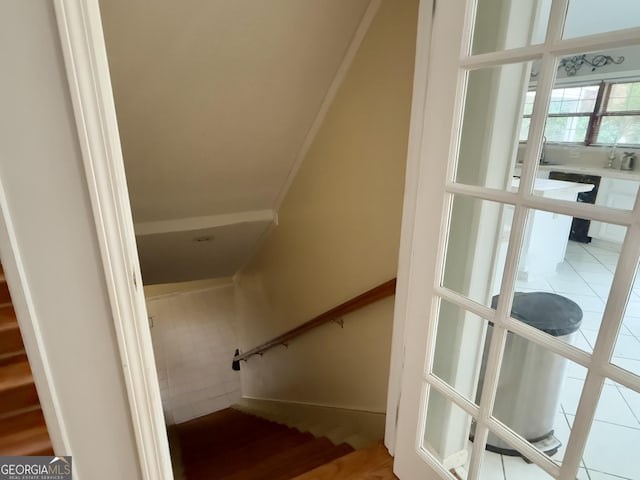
[0,406,46,437]
[177,408,358,480]
[0,425,51,456]
[0,349,27,367]
[291,441,397,480]
[0,306,17,328]
[0,361,32,391]
[182,426,310,468]
[202,438,349,480]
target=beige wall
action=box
[234,0,419,413]
[144,277,232,298]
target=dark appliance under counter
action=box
[548,171,601,243]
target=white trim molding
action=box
[135,209,276,236]
[52,1,173,478]
[0,179,72,459]
[385,0,434,456]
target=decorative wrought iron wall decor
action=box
[530,53,625,78]
[559,54,625,76]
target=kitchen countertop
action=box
[537,163,640,181]
[512,177,595,193]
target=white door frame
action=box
[50,1,172,478]
[384,0,434,455]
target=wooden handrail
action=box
[234,278,397,362]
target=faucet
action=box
[539,136,547,164]
[605,144,617,169]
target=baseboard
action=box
[234,397,386,449]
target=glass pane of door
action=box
[563,0,640,39]
[442,195,514,308]
[455,62,533,190]
[472,0,550,54]
[580,379,640,478]
[394,1,640,479]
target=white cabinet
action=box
[498,179,594,282]
[589,177,640,245]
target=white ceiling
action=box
[100,0,372,283]
[136,220,274,284]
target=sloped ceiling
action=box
[100,0,372,283]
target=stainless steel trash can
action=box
[474,292,582,457]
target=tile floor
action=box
[479,240,640,479]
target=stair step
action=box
[0,282,10,306]
[0,425,52,456]
[187,429,316,477]
[0,321,23,354]
[0,362,38,416]
[0,406,47,438]
[0,350,28,367]
[176,408,356,480]
[0,361,33,390]
[193,437,350,480]
[291,441,396,480]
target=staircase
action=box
[0,268,52,456]
[174,408,397,479]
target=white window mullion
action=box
[466,201,529,479]
[501,315,592,369]
[426,372,481,418]
[550,26,640,57]
[460,45,545,70]
[465,323,507,480]
[560,221,640,480]
[605,363,640,392]
[446,182,635,226]
[434,286,497,323]
[485,417,561,477]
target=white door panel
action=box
[392,1,640,479]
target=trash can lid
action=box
[491,292,583,336]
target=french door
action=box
[394,1,640,479]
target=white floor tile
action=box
[516,278,554,291]
[551,411,571,463]
[618,387,640,425]
[572,330,594,353]
[559,378,585,416]
[587,470,632,479]
[581,329,599,350]
[584,244,621,256]
[594,384,638,426]
[566,360,588,380]
[587,283,612,301]
[547,278,594,295]
[559,380,635,426]
[622,315,640,337]
[613,335,640,360]
[582,420,640,479]
[563,294,606,313]
[570,262,612,275]
[576,467,589,479]
[579,311,603,333]
[625,299,640,317]
[578,272,614,286]
[613,357,640,377]
[502,455,554,479]
[479,451,505,480]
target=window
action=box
[520,80,640,146]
